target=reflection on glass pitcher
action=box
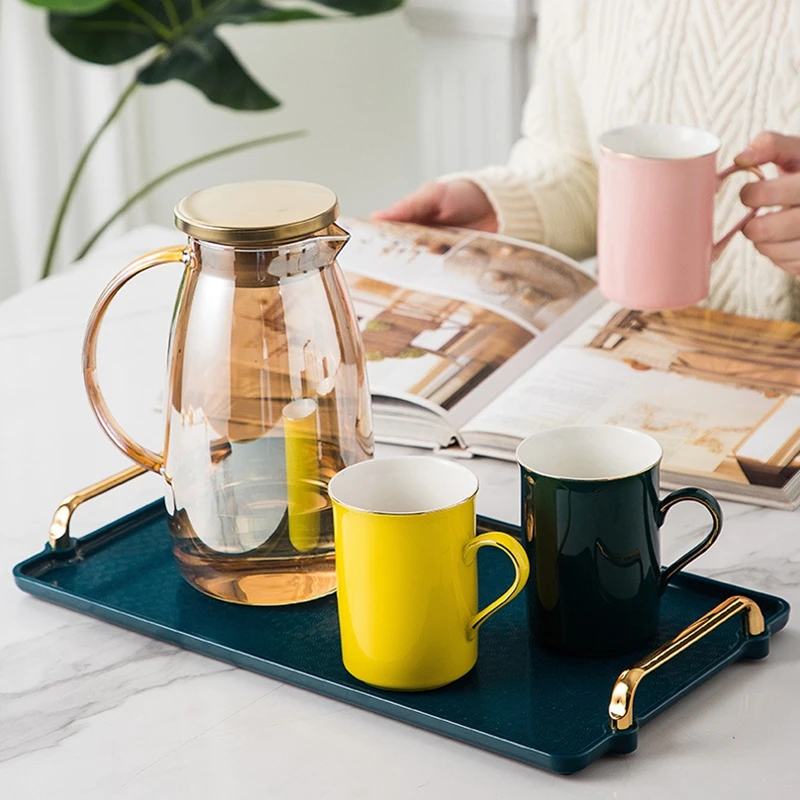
[83,181,374,605]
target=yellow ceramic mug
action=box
[328,456,530,691]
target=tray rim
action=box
[12,499,792,775]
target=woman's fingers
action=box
[373,180,497,232]
[735,131,800,173]
[740,172,800,208]
[735,132,800,277]
[743,206,800,243]
[748,238,800,275]
[373,182,446,223]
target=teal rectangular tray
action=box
[13,494,789,774]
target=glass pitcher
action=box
[83,180,374,605]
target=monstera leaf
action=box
[44,0,404,110]
[26,0,404,278]
[137,35,280,111]
[24,0,115,11]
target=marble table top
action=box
[1,227,798,799]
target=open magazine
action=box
[337,217,800,510]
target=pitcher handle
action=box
[83,246,188,474]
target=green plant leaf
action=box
[318,0,404,13]
[226,1,405,24]
[227,9,327,24]
[22,0,117,14]
[47,0,405,111]
[49,7,160,65]
[218,2,326,24]
[138,34,280,110]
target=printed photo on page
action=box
[466,305,800,493]
[338,218,595,409]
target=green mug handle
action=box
[463,532,531,640]
[657,487,723,591]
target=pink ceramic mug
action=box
[598,124,764,310]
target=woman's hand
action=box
[373,179,498,232]
[735,132,800,275]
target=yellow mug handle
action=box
[463,532,530,640]
[83,245,188,475]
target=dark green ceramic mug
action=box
[517,425,723,656]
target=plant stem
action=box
[118,0,174,40]
[74,130,307,261]
[160,0,182,31]
[40,76,139,279]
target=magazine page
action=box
[337,218,598,421]
[463,304,800,500]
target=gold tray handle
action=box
[49,465,149,550]
[609,595,766,732]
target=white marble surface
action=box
[1,228,798,799]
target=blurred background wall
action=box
[0,0,535,302]
[0,5,420,300]
[135,16,422,248]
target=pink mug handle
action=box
[712,164,766,260]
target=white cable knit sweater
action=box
[466,0,800,320]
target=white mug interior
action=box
[516,425,663,481]
[599,124,720,160]
[328,456,478,514]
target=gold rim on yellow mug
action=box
[329,456,530,692]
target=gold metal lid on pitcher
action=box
[174,180,339,246]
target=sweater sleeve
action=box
[446,0,598,261]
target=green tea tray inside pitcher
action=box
[13,469,790,775]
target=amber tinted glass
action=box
[161,228,373,604]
